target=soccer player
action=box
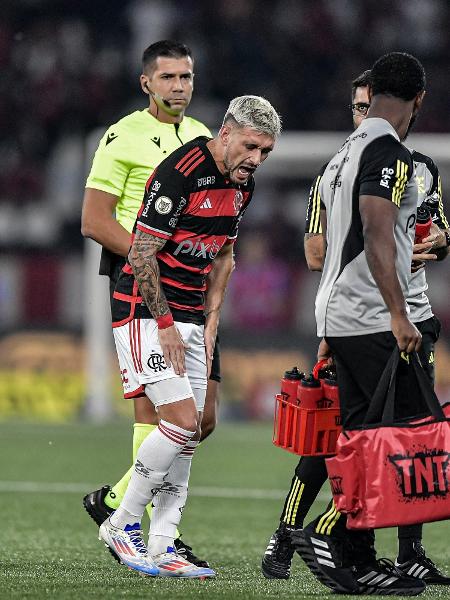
[81,41,216,566]
[262,70,450,585]
[291,52,432,595]
[97,95,281,577]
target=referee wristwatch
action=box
[444,230,450,247]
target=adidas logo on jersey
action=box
[200,198,212,209]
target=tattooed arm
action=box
[129,229,170,318]
[129,229,187,375]
[304,231,325,271]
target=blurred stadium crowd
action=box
[1,0,449,346]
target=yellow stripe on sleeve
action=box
[437,175,449,228]
[392,160,408,207]
[309,176,323,234]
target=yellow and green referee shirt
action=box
[86,109,212,233]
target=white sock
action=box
[148,440,198,555]
[110,420,195,529]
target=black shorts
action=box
[325,331,429,429]
[107,252,221,383]
[414,315,441,385]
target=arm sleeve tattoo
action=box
[129,229,171,318]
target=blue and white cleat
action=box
[99,518,159,577]
[153,546,216,578]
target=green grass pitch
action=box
[1,421,449,599]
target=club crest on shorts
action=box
[154,196,173,215]
[147,352,167,372]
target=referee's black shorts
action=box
[325,330,431,430]
[107,252,221,384]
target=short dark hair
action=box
[370,52,425,101]
[142,40,192,73]
[351,70,371,99]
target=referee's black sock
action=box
[397,524,423,562]
[279,455,328,529]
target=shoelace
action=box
[375,557,403,576]
[412,545,441,574]
[126,528,147,555]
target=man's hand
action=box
[391,314,422,353]
[411,223,445,271]
[423,222,448,249]
[204,310,219,378]
[317,338,333,364]
[158,325,189,376]
[204,324,217,379]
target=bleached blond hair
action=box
[223,95,282,138]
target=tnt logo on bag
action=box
[389,450,450,498]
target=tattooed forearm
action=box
[129,229,171,318]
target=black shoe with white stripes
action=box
[261,523,296,579]
[292,525,360,594]
[395,542,450,585]
[355,558,426,595]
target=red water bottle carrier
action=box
[273,360,342,456]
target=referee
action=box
[294,52,431,596]
[81,40,214,566]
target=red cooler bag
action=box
[326,350,450,529]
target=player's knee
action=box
[167,410,199,434]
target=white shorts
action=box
[113,319,207,410]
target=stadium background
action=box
[1,0,450,422]
[1,0,450,423]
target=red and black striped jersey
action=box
[112,136,254,326]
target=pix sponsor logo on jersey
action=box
[174,238,221,259]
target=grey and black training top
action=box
[315,117,417,337]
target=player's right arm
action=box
[81,125,133,256]
[304,164,327,271]
[129,229,187,376]
[359,136,421,353]
[81,189,130,257]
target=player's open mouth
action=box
[237,166,255,178]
